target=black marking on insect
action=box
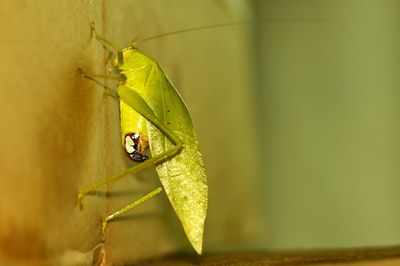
[124,133,149,162]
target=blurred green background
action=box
[254,0,400,250]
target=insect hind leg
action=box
[101,186,163,241]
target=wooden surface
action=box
[134,247,400,266]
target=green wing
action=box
[118,50,208,254]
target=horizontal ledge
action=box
[138,245,400,265]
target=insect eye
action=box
[119,73,127,82]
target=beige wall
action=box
[0,1,257,265]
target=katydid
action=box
[78,22,208,254]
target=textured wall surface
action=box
[0,2,106,265]
[0,1,257,265]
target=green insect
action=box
[78,22,208,254]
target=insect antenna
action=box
[132,17,336,46]
[133,20,254,46]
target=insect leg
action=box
[79,70,120,81]
[90,22,123,65]
[90,21,120,51]
[101,186,163,240]
[78,68,120,100]
[77,141,181,203]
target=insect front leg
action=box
[90,21,123,65]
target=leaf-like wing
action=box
[147,64,208,254]
[118,49,208,254]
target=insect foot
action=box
[90,21,96,37]
[77,67,91,80]
[77,192,84,210]
[101,218,109,242]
